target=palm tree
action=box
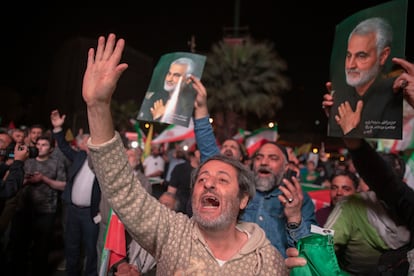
[202,38,291,143]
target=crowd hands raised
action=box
[0,32,413,275]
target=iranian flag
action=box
[152,119,194,144]
[233,128,251,144]
[125,129,146,147]
[389,114,414,152]
[245,126,279,157]
[378,101,414,153]
[125,119,146,149]
[99,209,126,276]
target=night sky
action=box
[0,0,411,146]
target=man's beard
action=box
[254,167,284,192]
[222,149,234,159]
[192,196,240,231]
[346,59,381,88]
[164,81,175,92]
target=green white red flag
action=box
[152,119,194,144]
[389,115,414,152]
[99,209,126,276]
[378,102,414,153]
[232,128,251,144]
[245,126,278,157]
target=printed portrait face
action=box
[163,63,188,92]
[345,32,383,89]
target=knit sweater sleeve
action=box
[88,132,191,256]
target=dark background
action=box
[0,0,411,148]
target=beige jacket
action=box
[88,132,288,275]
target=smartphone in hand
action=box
[284,169,297,180]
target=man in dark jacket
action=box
[51,109,101,276]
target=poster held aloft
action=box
[137,52,206,128]
[327,0,407,140]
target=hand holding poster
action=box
[137,52,206,127]
[327,0,408,139]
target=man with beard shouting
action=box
[191,60,317,258]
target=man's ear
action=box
[380,46,391,65]
[240,193,249,210]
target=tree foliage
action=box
[203,39,291,122]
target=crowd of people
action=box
[0,22,414,276]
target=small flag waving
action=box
[245,126,278,157]
[378,101,414,153]
[99,209,126,276]
[295,143,313,156]
[151,119,194,144]
[390,115,414,152]
[65,128,75,142]
[233,128,251,144]
[129,118,146,149]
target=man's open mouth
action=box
[201,195,220,207]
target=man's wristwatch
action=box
[286,221,301,229]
